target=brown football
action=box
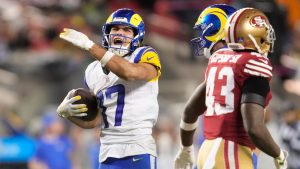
[72,88,98,121]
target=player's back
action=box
[204,48,272,149]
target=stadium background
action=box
[0,0,300,169]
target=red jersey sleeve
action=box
[237,52,273,80]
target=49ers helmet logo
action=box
[250,15,267,27]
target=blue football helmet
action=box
[191,4,236,57]
[102,8,145,56]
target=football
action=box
[72,88,99,121]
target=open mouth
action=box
[113,38,124,45]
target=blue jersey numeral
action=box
[97,84,125,128]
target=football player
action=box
[175,4,237,169]
[56,8,161,169]
[176,7,289,169]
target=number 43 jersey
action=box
[204,48,272,149]
[84,46,161,162]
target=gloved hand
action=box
[57,89,88,118]
[59,28,95,50]
[174,145,195,169]
[274,149,288,169]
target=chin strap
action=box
[248,34,263,54]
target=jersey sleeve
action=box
[238,52,273,81]
[134,47,161,81]
[237,52,273,106]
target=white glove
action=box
[174,145,195,169]
[59,28,95,50]
[57,89,88,118]
[274,149,288,169]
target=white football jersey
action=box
[84,46,161,162]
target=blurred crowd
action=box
[0,0,300,169]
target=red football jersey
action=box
[203,48,273,149]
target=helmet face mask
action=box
[191,4,236,58]
[225,8,276,55]
[102,8,145,56]
[191,36,209,57]
[105,33,134,56]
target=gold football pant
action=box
[197,138,256,169]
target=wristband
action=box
[100,51,114,66]
[86,40,95,50]
[180,118,199,131]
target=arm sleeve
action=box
[241,77,270,107]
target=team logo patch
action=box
[147,56,154,61]
[132,157,143,162]
[237,37,244,43]
[250,15,267,27]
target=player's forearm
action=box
[247,125,281,158]
[89,45,132,79]
[241,103,281,158]
[179,82,206,146]
[180,108,201,147]
[89,44,150,81]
